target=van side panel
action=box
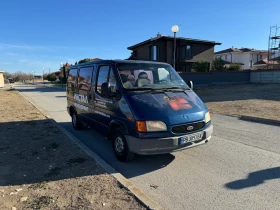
[67,68,78,114]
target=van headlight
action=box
[136,121,167,132]
[205,112,211,123]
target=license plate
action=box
[179,132,203,144]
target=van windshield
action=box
[116,62,188,90]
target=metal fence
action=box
[179,70,280,85]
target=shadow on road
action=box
[16,84,66,93]
[120,154,175,178]
[59,122,175,179]
[225,167,280,190]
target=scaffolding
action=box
[268,25,280,69]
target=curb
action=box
[18,90,164,210]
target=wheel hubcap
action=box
[73,114,77,126]
[115,136,124,153]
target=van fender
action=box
[108,120,129,140]
[69,105,77,116]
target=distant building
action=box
[0,71,4,87]
[214,47,275,70]
[127,33,221,72]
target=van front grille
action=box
[172,122,205,134]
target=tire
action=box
[71,111,83,130]
[112,128,135,162]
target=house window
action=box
[250,60,253,67]
[149,45,158,61]
[133,50,138,58]
[180,64,192,72]
[225,55,228,60]
[180,45,192,60]
[260,55,262,60]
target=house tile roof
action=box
[215,47,267,54]
[215,47,242,54]
[254,58,279,65]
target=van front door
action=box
[94,65,119,134]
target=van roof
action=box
[69,59,169,68]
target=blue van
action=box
[67,60,213,161]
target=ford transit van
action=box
[67,60,213,161]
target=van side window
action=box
[96,66,110,95]
[78,67,93,90]
[67,69,78,88]
[108,70,117,93]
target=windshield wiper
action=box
[125,87,154,91]
[153,86,190,91]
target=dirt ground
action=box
[0,89,145,210]
[195,83,280,122]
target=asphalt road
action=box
[16,83,280,210]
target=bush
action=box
[212,57,226,71]
[47,74,56,82]
[227,64,242,71]
[78,58,93,64]
[193,59,209,72]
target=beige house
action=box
[0,71,4,88]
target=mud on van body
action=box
[67,60,213,161]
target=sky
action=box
[0,0,279,74]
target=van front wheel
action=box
[112,129,134,162]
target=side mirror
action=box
[187,80,193,90]
[101,82,110,97]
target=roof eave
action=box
[128,36,221,50]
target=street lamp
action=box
[42,68,44,85]
[171,25,179,69]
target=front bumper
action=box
[125,124,213,155]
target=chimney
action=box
[157,32,161,38]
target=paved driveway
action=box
[16,83,280,210]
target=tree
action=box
[78,58,93,64]
[3,72,12,79]
[227,64,242,71]
[193,59,209,72]
[43,73,49,80]
[12,71,31,81]
[47,74,56,82]
[212,57,226,71]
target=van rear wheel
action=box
[72,111,82,130]
[112,129,134,162]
